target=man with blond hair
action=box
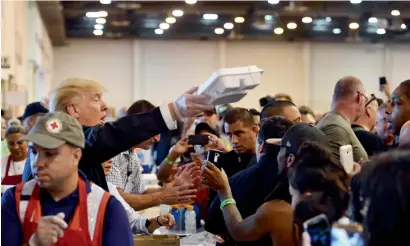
[22,77,213,196]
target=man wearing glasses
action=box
[351,94,386,156]
[316,76,369,164]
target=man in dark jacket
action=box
[22,78,213,191]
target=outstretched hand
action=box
[202,161,230,193]
[171,87,214,120]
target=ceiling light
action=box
[155,29,164,35]
[268,0,280,4]
[265,15,273,21]
[287,22,297,29]
[274,27,284,34]
[165,17,176,24]
[215,28,224,35]
[349,22,359,29]
[376,28,386,35]
[185,0,197,4]
[350,0,362,4]
[332,28,342,34]
[325,17,332,22]
[234,17,245,23]
[159,23,170,30]
[224,23,234,30]
[86,12,100,18]
[302,17,312,23]
[100,0,111,4]
[391,10,400,16]
[94,24,104,30]
[401,23,407,30]
[203,14,218,20]
[368,17,378,23]
[99,11,108,17]
[96,18,106,24]
[172,9,184,17]
[93,30,103,36]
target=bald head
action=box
[399,121,410,146]
[333,76,364,101]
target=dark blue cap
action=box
[23,102,49,120]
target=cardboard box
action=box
[133,235,180,246]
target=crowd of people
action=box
[0,75,409,246]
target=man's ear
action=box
[365,107,371,118]
[66,105,79,119]
[287,153,296,168]
[252,125,259,135]
[73,147,82,163]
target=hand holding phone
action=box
[303,214,331,246]
[207,150,224,170]
[188,135,210,146]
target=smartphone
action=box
[379,77,386,92]
[331,222,364,246]
[303,214,331,246]
[339,145,354,174]
[207,150,223,169]
[188,135,209,146]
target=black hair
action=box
[261,100,297,120]
[126,100,155,116]
[257,116,292,144]
[224,107,255,126]
[259,96,274,108]
[249,108,260,116]
[290,142,349,227]
[299,106,315,117]
[399,79,410,99]
[363,149,410,246]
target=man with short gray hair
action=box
[316,76,368,163]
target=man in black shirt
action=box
[351,94,385,156]
[222,108,258,177]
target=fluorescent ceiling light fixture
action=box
[165,17,176,24]
[185,0,197,4]
[234,17,245,23]
[350,0,362,4]
[268,0,280,4]
[368,17,378,23]
[203,14,218,20]
[287,22,297,29]
[172,9,184,17]
[96,18,106,24]
[94,24,104,30]
[332,28,342,34]
[274,27,284,34]
[325,17,332,22]
[265,15,273,21]
[349,22,359,29]
[100,0,111,4]
[401,23,407,29]
[302,17,312,23]
[376,28,386,35]
[93,30,103,35]
[99,11,108,17]
[224,23,234,29]
[159,23,170,30]
[215,28,224,35]
[155,29,164,35]
[391,10,400,16]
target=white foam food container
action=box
[197,65,263,105]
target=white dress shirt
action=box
[107,182,150,234]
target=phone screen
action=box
[306,218,331,246]
[379,77,386,91]
[207,150,223,169]
[188,135,209,146]
[331,227,364,246]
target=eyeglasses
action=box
[365,94,377,107]
[357,91,369,103]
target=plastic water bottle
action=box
[184,205,197,234]
[169,205,181,232]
